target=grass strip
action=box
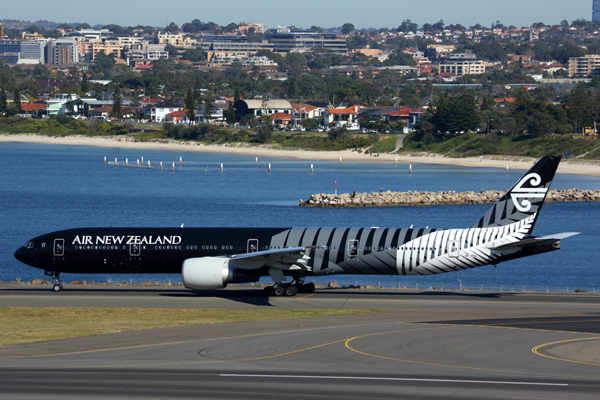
[0,307,384,346]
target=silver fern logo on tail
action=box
[510,173,548,212]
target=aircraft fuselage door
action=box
[348,239,359,258]
[53,239,65,256]
[129,243,141,256]
[247,239,258,253]
[448,240,460,258]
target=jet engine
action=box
[182,257,258,290]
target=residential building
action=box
[46,93,79,116]
[568,55,600,77]
[291,103,324,127]
[124,44,168,67]
[156,32,193,46]
[238,22,266,34]
[165,110,189,123]
[46,39,79,64]
[72,99,132,116]
[91,41,125,61]
[322,106,367,130]
[241,56,277,66]
[438,60,486,76]
[594,1,600,23]
[196,101,227,123]
[144,101,183,122]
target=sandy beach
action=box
[2,133,600,177]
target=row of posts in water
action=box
[104,156,511,175]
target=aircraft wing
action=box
[230,246,316,271]
[489,232,580,251]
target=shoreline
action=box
[2,133,600,177]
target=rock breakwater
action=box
[298,189,600,207]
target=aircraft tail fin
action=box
[472,156,561,234]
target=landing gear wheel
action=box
[284,285,298,297]
[53,284,63,292]
[273,286,285,297]
[263,286,274,296]
[303,283,315,293]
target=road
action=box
[1,285,599,399]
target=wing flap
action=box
[230,246,316,271]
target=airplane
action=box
[14,155,578,296]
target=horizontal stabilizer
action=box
[490,232,579,251]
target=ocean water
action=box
[1,141,600,291]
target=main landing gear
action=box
[263,280,315,297]
[45,270,63,292]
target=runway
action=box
[1,285,600,399]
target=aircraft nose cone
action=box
[14,247,26,263]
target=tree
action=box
[234,87,241,102]
[164,22,179,32]
[0,86,7,114]
[181,48,206,62]
[112,85,122,120]
[341,23,355,34]
[204,94,212,123]
[66,98,74,114]
[164,44,178,59]
[256,122,273,143]
[81,73,89,93]
[300,119,318,130]
[226,101,236,125]
[526,112,555,137]
[287,77,297,99]
[13,87,21,111]
[185,88,196,124]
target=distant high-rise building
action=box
[594,1,600,23]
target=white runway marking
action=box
[220,374,568,386]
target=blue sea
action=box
[1,141,600,291]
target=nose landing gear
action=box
[45,271,63,292]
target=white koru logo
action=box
[510,173,548,212]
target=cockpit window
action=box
[25,242,34,249]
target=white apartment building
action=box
[438,60,486,76]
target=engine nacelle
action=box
[182,257,259,290]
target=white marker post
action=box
[172,162,175,172]
[114,158,117,167]
[137,159,139,169]
[255,157,258,166]
[180,157,182,166]
[148,160,150,170]
[141,156,144,166]
[160,161,163,171]
[409,164,412,174]
[268,163,271,173]
[104,156,106,166]
[506,165,509,175]
[340,157,342,166]
[125,158,128,168]
[221,163,223,173]
[311,164,313,174]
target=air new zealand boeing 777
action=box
[14,156,578,296]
